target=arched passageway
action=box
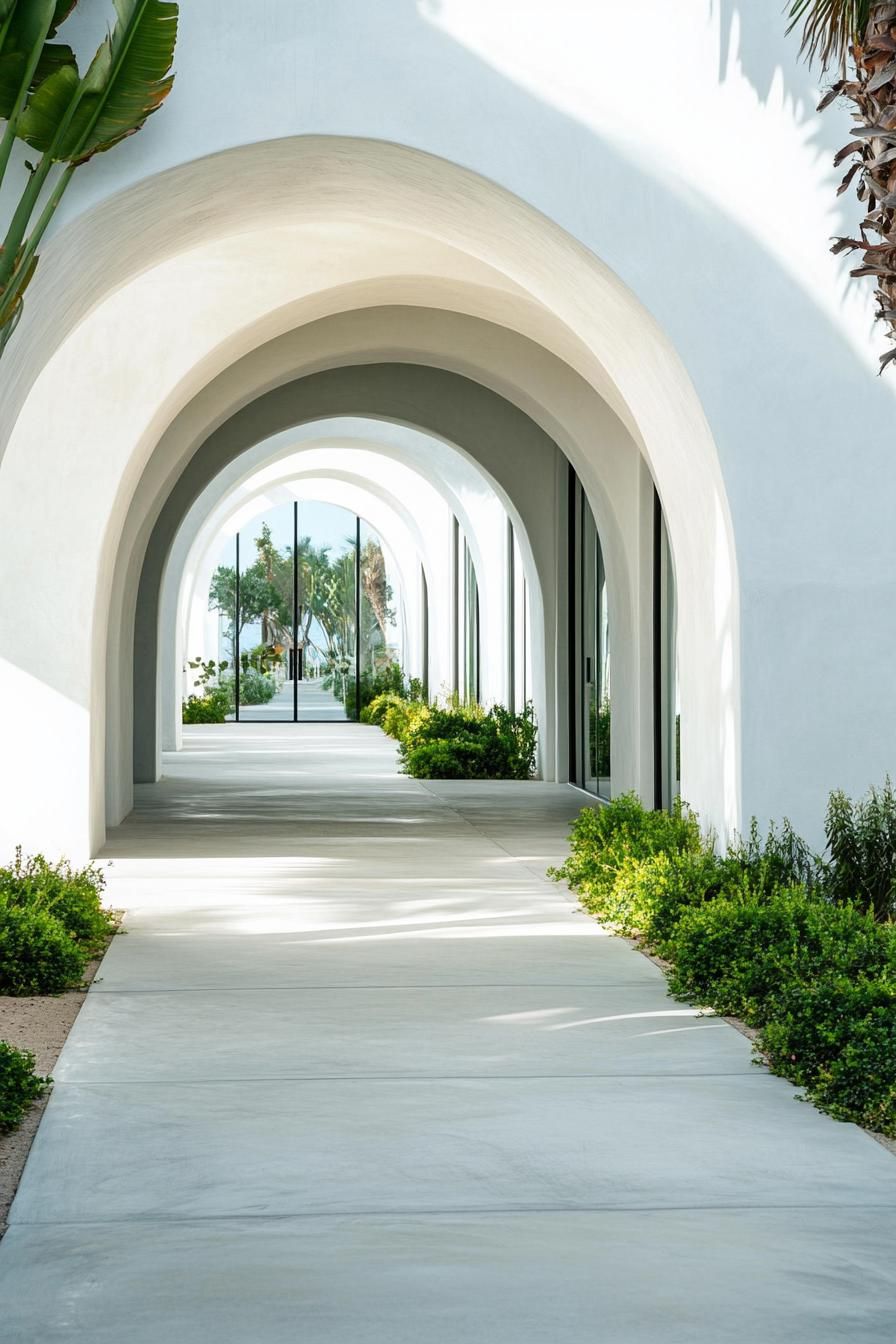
[0,138,738,858]
[164,420,531,750]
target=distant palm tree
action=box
[789,2,896,369]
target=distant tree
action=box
[208,562,281,660]
[360,538,394,648]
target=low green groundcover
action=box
[0,1042,49,1134]
[551,789,896,1137]
[0,851,115,996]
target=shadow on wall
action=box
[713,0,861,239]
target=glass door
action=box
[296,500,358,721]
[234,504,294,721]
[204,495,405,723]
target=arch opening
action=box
[164,418,537,747]
[0,137,737,858]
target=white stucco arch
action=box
[128,361,565,812]
[164,421,529,754]
[0,137,737,858]
[180,476,420,700]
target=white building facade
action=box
[0,1,892,858]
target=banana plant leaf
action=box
[19,0,178,164]
[0,1,66,119]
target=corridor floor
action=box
[1,724,895,1341]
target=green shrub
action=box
[489,703,538,779]
[665,889,894,1024]
[618,847,724,945]
[719,816,822,899]
[0,902,86,995]
[383,699,429,742]
[403,737,490,779]
[221,668,276,707]
[182,687,230,724]
[550,793,703,930]
[398,703,537,780]
[759,976,896,1136]
[0,1043,49,1134]
[360,692,406,727]
[824,779,896,920]
[0,850,114,953]
[341,662,405,718]
[550,787,896,1135]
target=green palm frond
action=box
[787,1,873,67]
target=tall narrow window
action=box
[463,538,480,704]
[580,492,611,799]
[568,469,611,800]
[655,496,680,808]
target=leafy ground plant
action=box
[365,683,538,781]
[552,788,896,1136]
[0,1042,49,1134]
[0,849,115,993]
[399,703,537,780]
[824,777,896,919]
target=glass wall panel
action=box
[510,528,531,715]
[202,496,374,723]
[657,505,680,807]
[199,494,417,725]
[579,489,611,800]
[198,530,240,719]
[463,539,480,704]
[358,520,403,709]
[235,504,293,721]
[296,500,357,721]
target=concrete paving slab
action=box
[12,1073,896,1225]
[90,926,660,990]
[1,1209,894,1344]
[51,983,755,1083]
[2,723,894,1339]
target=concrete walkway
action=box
[1,724,895,1341]
[229,679,348,721]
